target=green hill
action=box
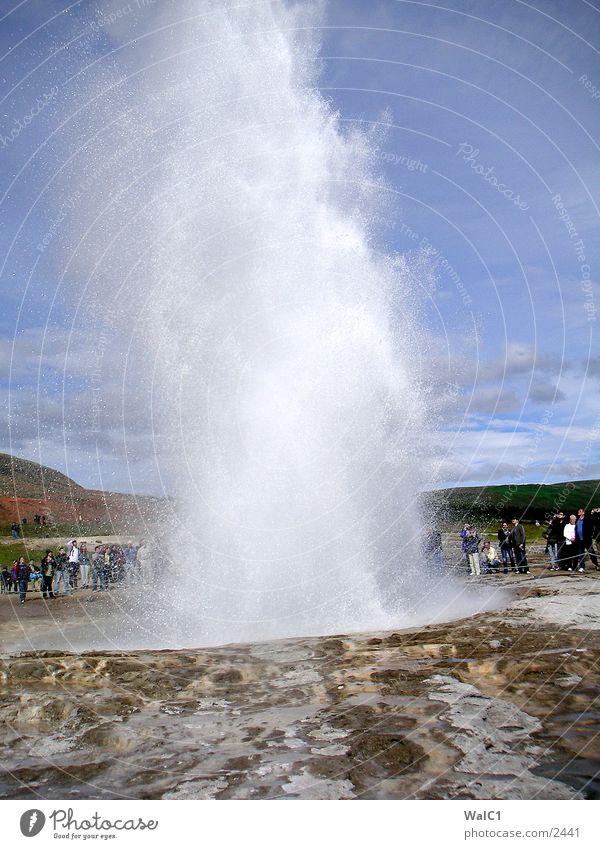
[0,452,86,499]
[2,451,598,529]
[429,479,600,523]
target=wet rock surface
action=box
[1,573,599,799]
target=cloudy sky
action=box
[0,0,599,496]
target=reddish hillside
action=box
[0,453,164,526]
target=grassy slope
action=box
[0,520,131,539]
[1,451,598,544]
[432,479,600,523]
[0,541,49,566]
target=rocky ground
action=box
[0,563,599,800]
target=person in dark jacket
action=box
[17,556,30,604]
[511,518,529,574]
[544,512,565,570]
[53,547,71,596]
[575,508,599,572]
[92,545,108,592]
[591,508,600,558]
[497,522,515,573]
[40,550,56,599]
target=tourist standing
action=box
[575,508,598,573]
[67,539,80,589]
[40,550,56,599]
[423,529,444,573]
[92,545,108,592]
[459,524,472,574]
[592,508,600,563]
[511,518,529,574]
[497,522,515,573]
[28,560,40,591]
[53,547,71,595]
[545,513,565,570]
[123,543,137,580]
[79,543,91,589]
[561,515,578,571]
[17,557,30,604]
[464,527,481,576]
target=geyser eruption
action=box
[61,0,491,647]
[141,0,438,645]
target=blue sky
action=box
[0,0,599,495]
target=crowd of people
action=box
[459,507,600,576]
[542,508,600,572]
[0,539,144,603]
[460,518,530,576]
[2,510,599,602]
